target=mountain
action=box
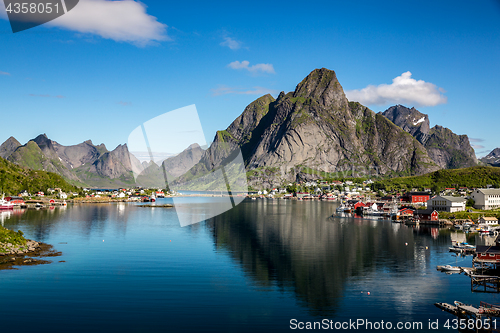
[381,105,430,144]
[177,68,440,188]
[162,143,204,179]
[0,136,21,159]
[52,139,106,169]
[381,105,477,169]
[0,156,79,196]
[1,132,205,188]
[3,135,151,188]
[425,126,477,169]
[480,148,500,166]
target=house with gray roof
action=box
[427,195,466,213]
[471,188,500,210]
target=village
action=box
[248,180,500,231]
[4,179,500,229]
[0,187,170,209]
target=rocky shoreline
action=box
[0,240,62,270]
[0,239,41,256]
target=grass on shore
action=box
[438,207,500,220]
[0,225,27,252]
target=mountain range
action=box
[0,134,206,188]
[176,68,476,188]
[1,68,480,189]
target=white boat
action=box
[336,205,346,213]
[0,194,14,210]
[439,265,461,272]
[364,208,384,216]
[449,242,475,253]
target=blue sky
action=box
[0,0,499,157]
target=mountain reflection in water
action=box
[206,199,441,315]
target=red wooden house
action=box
[414,209,438,221]
[476,236,500,264]
[398,207,415,217]
[401,192,430,204]
[354,202,366,210]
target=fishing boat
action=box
[449,242,475,253]
[0,195,14,210]
[437,265,461,272]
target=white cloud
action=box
[345,72,447,107]
[469,138,485,143]
[228,61,275,74]
[47,0,169,46]
[212,85,278,96]
[0,71,10,76]
[472,144,485,150]
[220,37,241,50]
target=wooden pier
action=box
[471,275,500,293]
[435,301,500,332]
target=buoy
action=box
[426,246,428,249]
[170,240,172,242]
[405,242,408,246]
[367,292,370,295]
[102,240,104,242]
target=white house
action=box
[471,188,500,210]
[427,195,466,213]
[478,216,498,225]
[59,192,68,199]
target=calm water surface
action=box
[1,198,499,332]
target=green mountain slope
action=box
[372,166,500,192]
[0,156,80,196]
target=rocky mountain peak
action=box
[381,105,477,169]
[0,136,21,159]
[175,68,440,189]
[486,148,500,158]
[381,105,430,144]
[480,148,500,167]
[33,133,52,145]
[293,68,348,109]
[226,94,276,143]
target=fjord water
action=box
[2,199,500,332]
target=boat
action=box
[439,265,461,272]
[0,194,14,210]
[336,205,347,213]
[449,242,475,253]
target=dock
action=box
[435,301,500,332]
[471,275,500,293]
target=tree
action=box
[466,198,475,207]
[286,184,297,194]
[431,184,442,194]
